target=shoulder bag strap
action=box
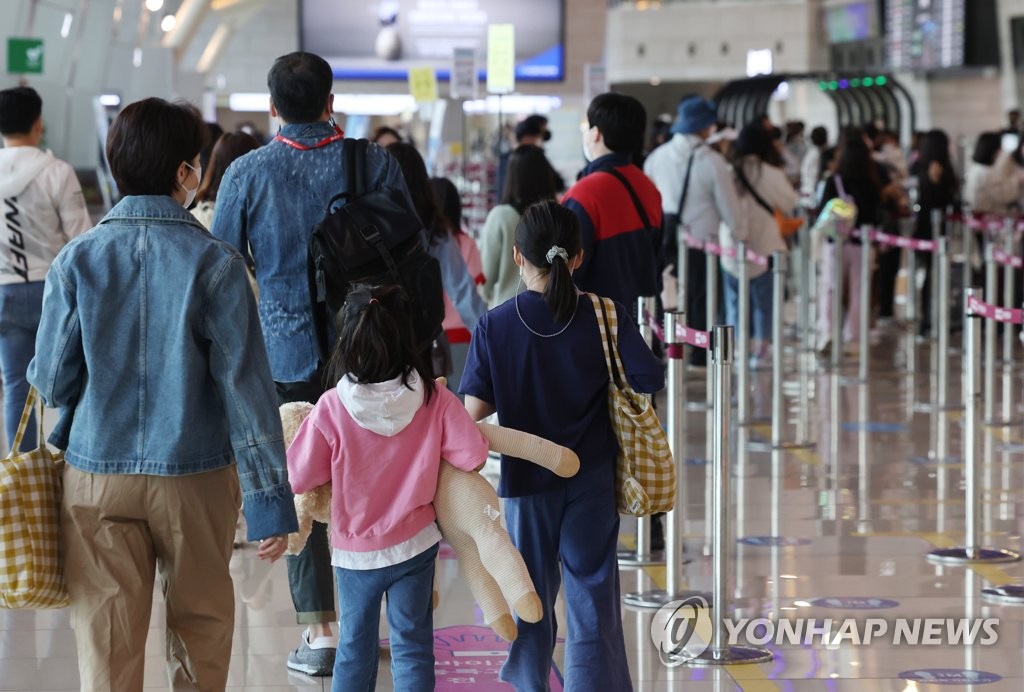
[834,173,848,201]
[677,145,701,217]
[589,294,621,389]
[733,161,775,216]
[603,167,654,232]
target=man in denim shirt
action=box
[212,51,411,676]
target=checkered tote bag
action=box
[0,387,68,609]
[590,294,675,516]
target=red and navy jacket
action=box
[561,152,663,309]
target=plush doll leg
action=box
[435,465,542,629]
[478,423,580,478]
[439,524,518,641]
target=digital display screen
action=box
[825,2,878,44]
[886,0,966,70]
[300,0,564,82]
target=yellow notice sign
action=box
[408,66,438,103]
[487,24,515,94]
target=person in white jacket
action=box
[722,122,800,368]
[0,87,91,450]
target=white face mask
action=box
[180,161,201,208]
[581,127,595,163]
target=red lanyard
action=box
[273,125,344,150]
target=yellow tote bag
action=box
[0,387,68,609]
[590,294,676,516]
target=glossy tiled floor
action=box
[3,316,1024,690]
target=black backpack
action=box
[308,138,444,362]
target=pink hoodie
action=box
[287,373,489,552]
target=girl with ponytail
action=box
[287,284,490,691]
[461,200,664,691]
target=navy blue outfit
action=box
[461,291,663,691]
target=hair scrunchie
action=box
[545,245,569,264]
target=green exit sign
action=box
[8,38,44,75]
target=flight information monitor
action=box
[886,0,966,70]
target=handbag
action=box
[0,387,68,609]
[810,174,858,240]
[734,162,803,238]
[589,294,675,516]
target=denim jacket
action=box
[211,122,411,383]
[27,195,298,541]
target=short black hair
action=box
[0,87,42,136]
[502,144,559,212]
[268,51,333,124]
[810,126,828,148]
[587,92,647,155]
[106,98,208,196]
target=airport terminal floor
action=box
[3,310,1024,690]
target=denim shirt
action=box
[211,122,411,383]
[27,195,298,541]
[430,233,486,333]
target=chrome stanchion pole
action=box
[929,208,942,342]
[831,237,843,370]
[936,238,952,410]
[1001,232,1016,423]
[689,326,772,666]
[858,227,871,382]
[625,311,709,608]
[984,298,1024,603]
[905,244,918,380]
[619,298,665,568]
[771,252,788,447]
[983,241,1010,426]
[737,244,750,425]
[927,288,1020,565]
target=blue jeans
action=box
[722,270,773,342]
[0,282,44,452]
[501,467,633,692]
[333,543,438,692]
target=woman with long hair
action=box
[725,122,799,368]
[479,144,560,308]
[386,142,485,383]
[192,131,261,229]
[816,127,884,355]
[461,200,663,691]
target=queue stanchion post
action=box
[936,237,953,410]
[1000,233,1017,424]
[962,213,974,337]
[929,208,942,342]
[983,240,1012,427]
[905,241,918,377]
[624,311,710,608]
[677,227,689,319]
[858,227,871,382]
[927,288,1021,565]
[830,235,843,371]
[983,296,1024,603]
[688,325,772,666]
[618,298,665,568]
[736,243,750,425]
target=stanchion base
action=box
[617,549,666,567]
[623,588,712,610]
[687,645,774,666]
[983,419,1017,428]
[981,585,1024,604]
[838,375,868,386]
[913,402,965,413]
[926,547,1021,564]
[686,402,710,412]
[747,440,816,453]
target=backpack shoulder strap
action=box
[354,138,369,196]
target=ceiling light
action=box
[161,14,176,32]
[145,0,164,12]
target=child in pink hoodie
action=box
[286,284,490,692]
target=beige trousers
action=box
[61,464,240,692]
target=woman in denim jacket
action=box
[27,98,298,692]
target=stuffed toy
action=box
[278,400,579,642]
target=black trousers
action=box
[685,247,708,366]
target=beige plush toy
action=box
[278,400,579,642]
